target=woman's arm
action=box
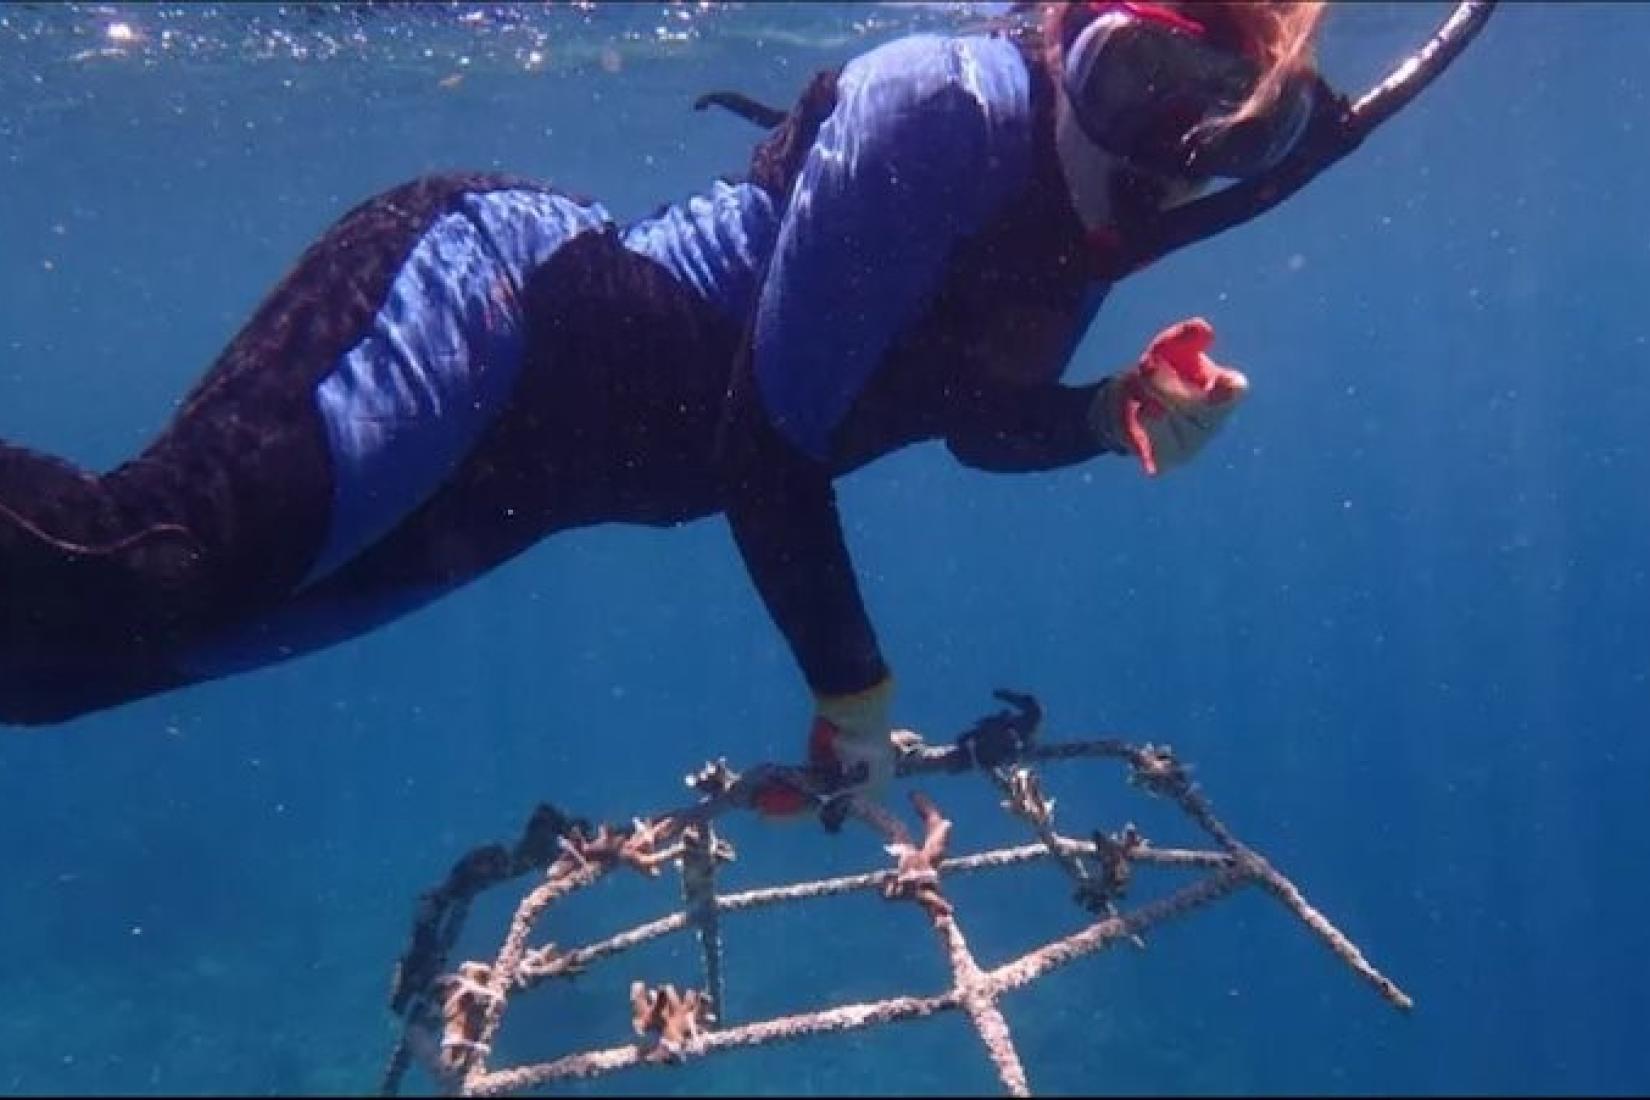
[944,376,1131,474]
[947,318,1253,479]
[716,33,1036,699]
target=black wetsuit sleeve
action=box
[716,352,888,699]
[945,377,1132,474]
[709,35,1035,699]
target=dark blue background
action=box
[1,3,1644,1094]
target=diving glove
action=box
[1092,317,1249,477]
[753,674,896,820]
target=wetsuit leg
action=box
[0,173,539,726]
[0,441,215,722]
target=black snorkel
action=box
[1090,0,1499,281]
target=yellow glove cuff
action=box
[814,673,895,736]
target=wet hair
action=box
[1038,1,1328,143]
[1178,2,1326,139]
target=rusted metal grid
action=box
[381,691,1409,1097]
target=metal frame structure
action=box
[382,692,1409,1097]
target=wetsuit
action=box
[0,16,1312,726]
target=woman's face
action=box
[1057,4,1313,187]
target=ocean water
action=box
[1,1,1646,1095]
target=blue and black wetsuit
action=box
[0,16,1308,726]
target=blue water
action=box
[1,1,1646,1094]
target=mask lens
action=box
[1182,72,1313,177]
[1064,13,1311,180]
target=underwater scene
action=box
[1,1,1646,1095]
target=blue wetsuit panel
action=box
[751,33,1035,460]
[621,179,779,321]
[181,181,780,679]
[303,189,612,587]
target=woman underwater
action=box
[2,2,1363,808]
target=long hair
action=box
[1181,2,1327,137]
[1038,2,1328,141]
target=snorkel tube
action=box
[1090,0,1499,281]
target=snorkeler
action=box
[0,2,1490,815]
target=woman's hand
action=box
[753,675,896,821]
[1095,317,1251,476]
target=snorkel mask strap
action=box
[1088,0,1500,282]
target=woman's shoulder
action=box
[739,29,1044,205]
[837,31,1036,128]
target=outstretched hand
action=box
[1107,317,1250,477]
